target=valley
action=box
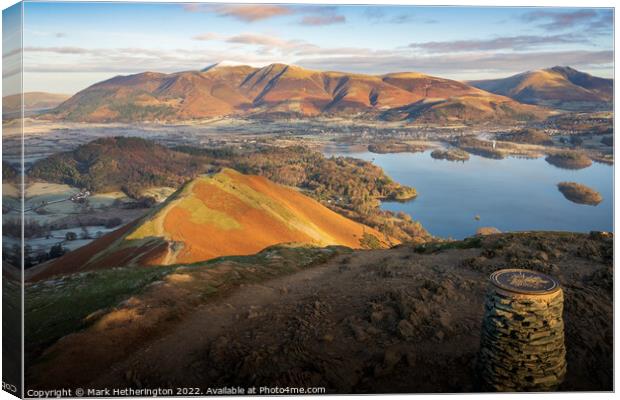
[3,103,613,267]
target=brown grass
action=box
[30,169,394,276]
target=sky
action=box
[3,3,22,97]
[2,2,614,95]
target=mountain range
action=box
[29,168,391,280]
[44,63,559,124]
[469,66,613,111]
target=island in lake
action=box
[557,182,603,206]
[368,142,429,154]
[546,151,593,170]
[431,148,470,162]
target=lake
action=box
[324,149,613,239]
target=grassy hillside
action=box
[31,169,394,279]
[27,232,612,392]
[29,137,205,197]
[177,145,426,242]
[25,244,348,364]
[470,66,612,111]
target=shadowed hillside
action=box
[45,63,551,123]
[28,137,204,198]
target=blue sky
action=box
[5,2,614,94]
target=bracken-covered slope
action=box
[469,66,613,111]
[46,63,550,123]
[30,168,392,280]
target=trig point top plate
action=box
[490,269,560,295]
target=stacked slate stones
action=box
[478,269,566,392]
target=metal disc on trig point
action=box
[490,268,560,295]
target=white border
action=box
[0,1,616,400]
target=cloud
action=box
[183,4,293,22]
[2,47,21,58]
[21,35,612,83]
[226,33,291,48]
[222,33,378,58]
[389,14,415,24]
[182,4,202,13]
[588,10,614,33]
[192,32,222,41]
[295,50,613,77]
[25,40,612,75]
[409,34,589,53]
[299,14,346,26]
[363,8,434,24]
[55,32,67,38]
[183,4,345,26]
[21,44,285,75]
[2,66,20,79]
[595,10,614,26]
[224,33,323,56]
[23,46,178,59]
[297,7,345,26]
[24,46,90,54]
[190,32,328,56]
[521,9,611,32]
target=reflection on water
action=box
[325,150,613,239]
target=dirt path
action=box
[27,232,613,393]
[90,261,340,388]
[87,247,487,392]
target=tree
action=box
[570,136,583,147]
[139,196,157,208]
[49,243,66,259]
[65,232,78,241]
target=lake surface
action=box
[324,149,613,239]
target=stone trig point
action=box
[478,269,566,391]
